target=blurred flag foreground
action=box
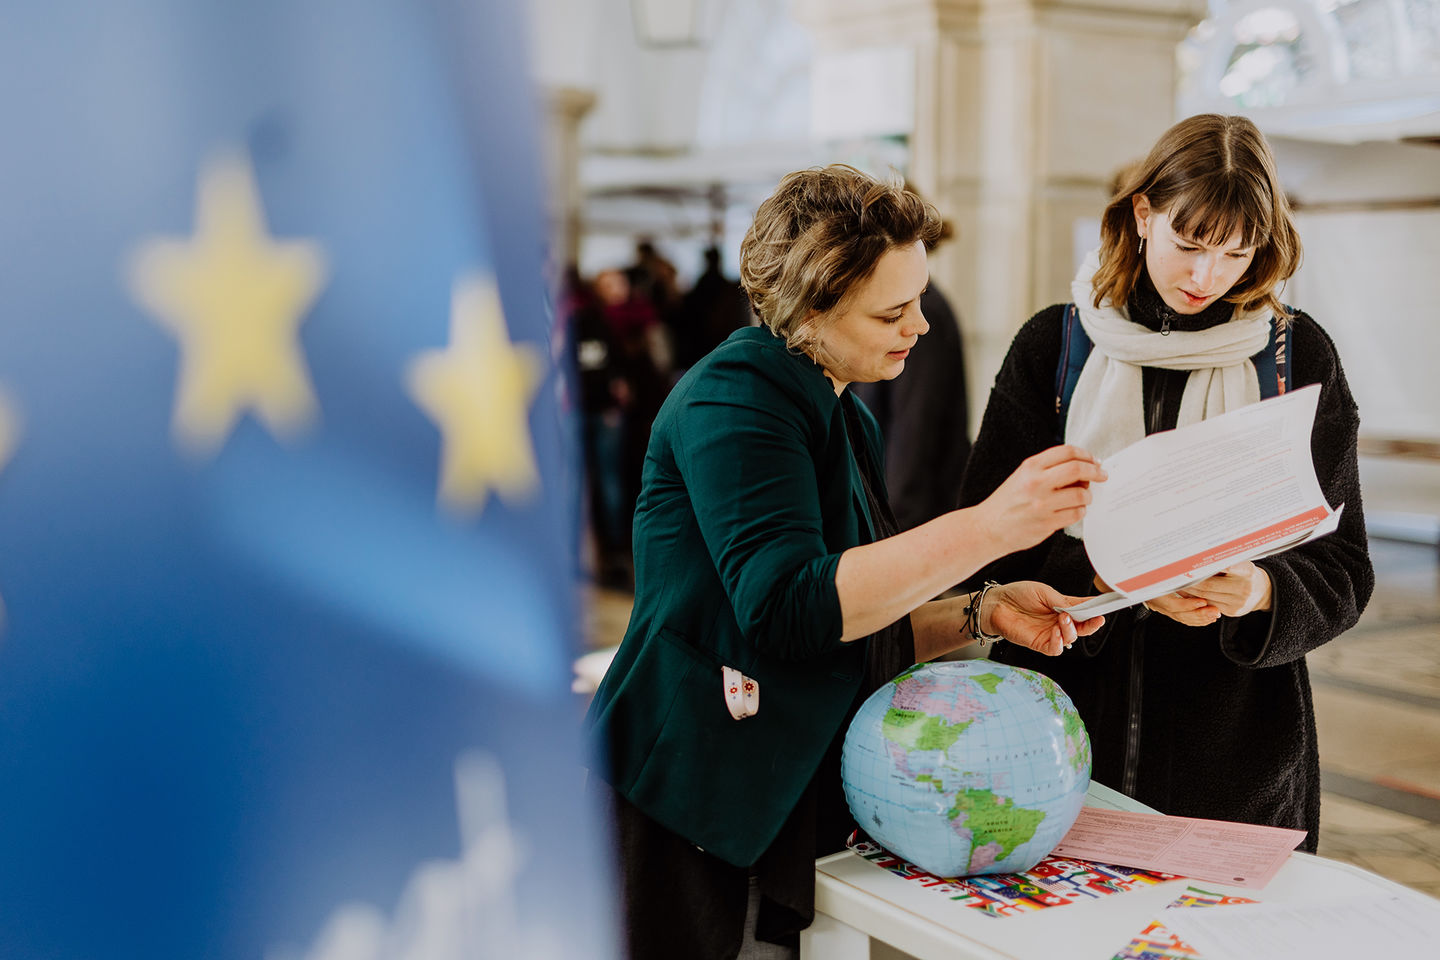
[0,1,617,957]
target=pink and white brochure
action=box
[1063,384,1341,619]
[1051,806,1307,889]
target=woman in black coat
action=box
[959,114,1374,852]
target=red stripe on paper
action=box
[1115,506,1329,593]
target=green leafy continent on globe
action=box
[891,666,922,685]
[1063,709,1089,762]
[1036,673,1091,773]
[947,788,1047,865]
[1036,673,1065,714]
[970,672,1005,694]
[881,708,972,752]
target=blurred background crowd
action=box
[562,239,753,587]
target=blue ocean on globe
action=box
[842,659,1091,878]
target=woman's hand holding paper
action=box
[1143,592,1222,627]
[986,581,1106,656]
[1142,561,1272,626]
[1181,561,1274,617]
[978,445,1106,552]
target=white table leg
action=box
[800,911,872,960]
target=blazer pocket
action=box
[656,625,724,667]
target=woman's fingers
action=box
[1148,592,1210,610]
[1175,563,1271,617]
[1145,591,1221,625]
[1184,581,1235,603]
[1026,443,1101,470]
[1018,470,1094,520]
[1045,458,1108,488]
[989,584,1106,655]
[985,448,1107,552]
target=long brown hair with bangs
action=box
[1092,114,1301,318]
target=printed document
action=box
[1051,807,1306,889]
[1062,384,1340,619]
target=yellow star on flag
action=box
[406,275,544,513]
[128,151,327,455]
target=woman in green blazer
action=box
[585,166,1107,959]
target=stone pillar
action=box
[538,86,598,268]
[794,0,1203,429]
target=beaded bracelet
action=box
[965,580,1006,649]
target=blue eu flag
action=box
[0,1,617,957]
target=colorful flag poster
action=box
[1111,887,1260,960]
[847,837,1176,918]
[0,1,615,958]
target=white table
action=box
[803,783,1438,960]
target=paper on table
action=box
[1050,806,1306,889]
[1061,384,1339,619]
[1159,893,1440,960]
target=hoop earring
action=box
[1137,236,1146,256]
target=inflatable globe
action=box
[842,660,1091,877]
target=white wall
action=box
[529,0,812,153]
[527,0,603,92]
[1290,208,1440,439]
[1274,136,1440,520]
[1276,137,1440,441]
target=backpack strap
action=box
[1253,308,1293,399]
[1054,302,1091,442]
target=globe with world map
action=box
[842,659,1091,877]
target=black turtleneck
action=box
[1126,269,1235,334]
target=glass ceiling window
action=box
[1219,8,1310,106]
[1408,0,1440,64]
[1331,0,1396,81]
[1180,0,1440,140]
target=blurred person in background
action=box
[586,164,1107,959]
[595,267,668,550]
[629,237,681,325]
[565,266,634,588]
[670,244,754,376]
[958,114,1374,851]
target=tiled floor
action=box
[581,537,1440,900]
[1311,537,1440,899]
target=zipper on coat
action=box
[1146,369,1171,436]
[1123,367,1169,798]
[1122,616,1145,796]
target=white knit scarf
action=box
[1064,249,1273,535]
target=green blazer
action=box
[585,325,887,868]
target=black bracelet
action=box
[964,581,1005,649]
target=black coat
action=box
[958,279,1374,852]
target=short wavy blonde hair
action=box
[1094,114,1302,318]
[739,165,943,350]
